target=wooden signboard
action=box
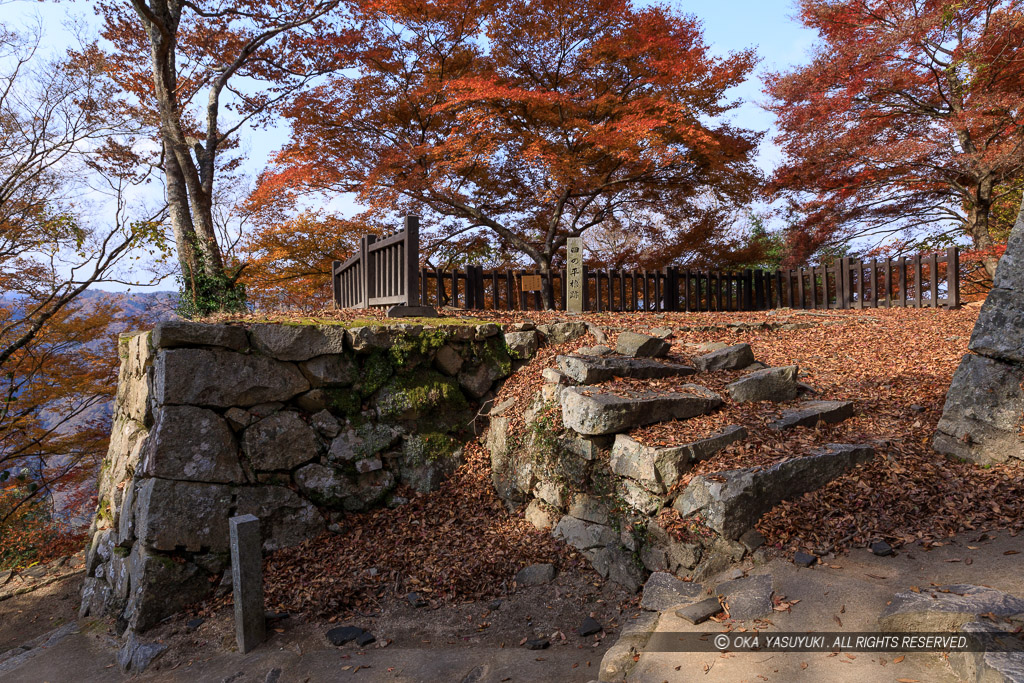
[566,237,584,313]
[522,274,543,291]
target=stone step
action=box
[609,426,747,493]
[673,443,875,540]
[768,400,854,431]
[560,385,723,436]
[555,355,696,385]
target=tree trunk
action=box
[538,254,556,310]
[968,182,1000,281]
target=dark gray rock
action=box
[693,343,755,372]
[793,552,817,568]
[716,574,773,620]
[587,546,646,591]
[556,355,696,385]
[134,479,234,552]
[234,485,324,551]
[879,584,1024,631]
[950,621,1024,683]
[250,324,348,361]
[294,463,357,508]
[970,287,1024,364]
[117,634,167,673]
[525,638,550,650]
[407,592,426,608]
[567,495,612,525]
[674,444,875,539]
[140,406,245,483]
[769,400,855,431]
[578,617,602,636]
[515,563,556,587]
[576,344,613,356]
[934,353,1024,465]
[433,344,464,376]
[640,572,704,611]
[616,331,670,358]
[675,597,723,625]
[726,365,799,403]
[311,410,342,438]
[347,326,407,353]
[870,540,894,556]
[560,385,722,436]
[356,631,376,647]
[154,348,310,408]
[243,412,319,471]
[739,529,766,552]
[386,304,437,318]
[327,626,364,646]
[152,321,248,351]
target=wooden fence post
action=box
[947,247,961,309]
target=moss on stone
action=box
[325,388,362,417]
[376,369,468,422]
[357,350,395,397]
[403,432,461,464]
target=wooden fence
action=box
[413,248,960,312]
[332,217,420,309]
[332,219,960,312]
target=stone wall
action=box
[935,206,1024,466]
[80,319,528,635]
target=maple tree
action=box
[766,0,1024,278]
[0,21,161,567]
[253,0,762,308]
[92,0,358,314]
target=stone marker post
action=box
[566,237,584,314]
[229,514,265,653]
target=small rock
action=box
[185,617,205,632]
[675,597,723,625]
[739,529,766,552]
[327,625,365,646]
[726,365,799,403]
[487,599,503,611]
[910,404,926,413]
[650,327,674,339]
[265,610,289,621]
[525,637,550,650]
[793,551,817,568]
[515,563,556,587]
[870,540,894,557]
[616,331,670,358]
[265,669,283,683]
[578,616,603,636]
[407,592,426,608]
[693,343,755,372]
[356,632,376,647]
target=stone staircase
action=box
[487,331,868,591]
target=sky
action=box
[3,0,821,290]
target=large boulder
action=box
[934,354,1024,465]
[154,348,309,408]
[134,479,234,552]
[556,355,696,385]
[249,323,348,361]
[242,412,320,471]
[537,321,588,345]
[879,584,1024,632]
[615,331,670,358]
[674,443,875,539]
[553,515,618,551]
[504,331,539,360]
[139,406,245,483]
[294,463,358,508]
[299,355,356,387]
[693,343,755,372]
[640,572,704,612]
[726,365,799,403]
[560,385,723,435]
[234,485,324,550]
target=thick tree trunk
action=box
[968,182,1000,281]
[537,254,556,310]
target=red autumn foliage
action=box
[765,0,1024,278]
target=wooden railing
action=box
[333,217,420,309]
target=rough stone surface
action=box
[716,574,773,620]
[155,348,310,407]
[515,563,556,587]
[243,412,320,471]
[386,304,437,318]
[327,626,365,646]
[524,499,559,529]
[578,616,603,636]
[556,355,695,385]
[140,406,244,483]
[504,331,539,360]
[553,516,617,551]
[769,400,855,431]
[880,584,1024,632]
[693,343,755,372]
[560,385,723,435]
[249,324,348,361]
[536,321,588,345]
[567,495,611,525]
[300,355,356,387]
[433,344,464,376]
[117,634,167,673]
[347,326,404,353]
[674,444,875,539]
[934,353,1024,465]
[793,551,817,568]
[726,365,799,403]
[615,331,670,358]
[598,612,658,682]
[609,427,747,494]
[676,598,723,625]
[588,546,646,591]
[152,321,248,351]
[640,572,704,611]
[294,463,357,508]
[970,286,1024,363]
[234,486,324,551]
[134,479,234,552]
